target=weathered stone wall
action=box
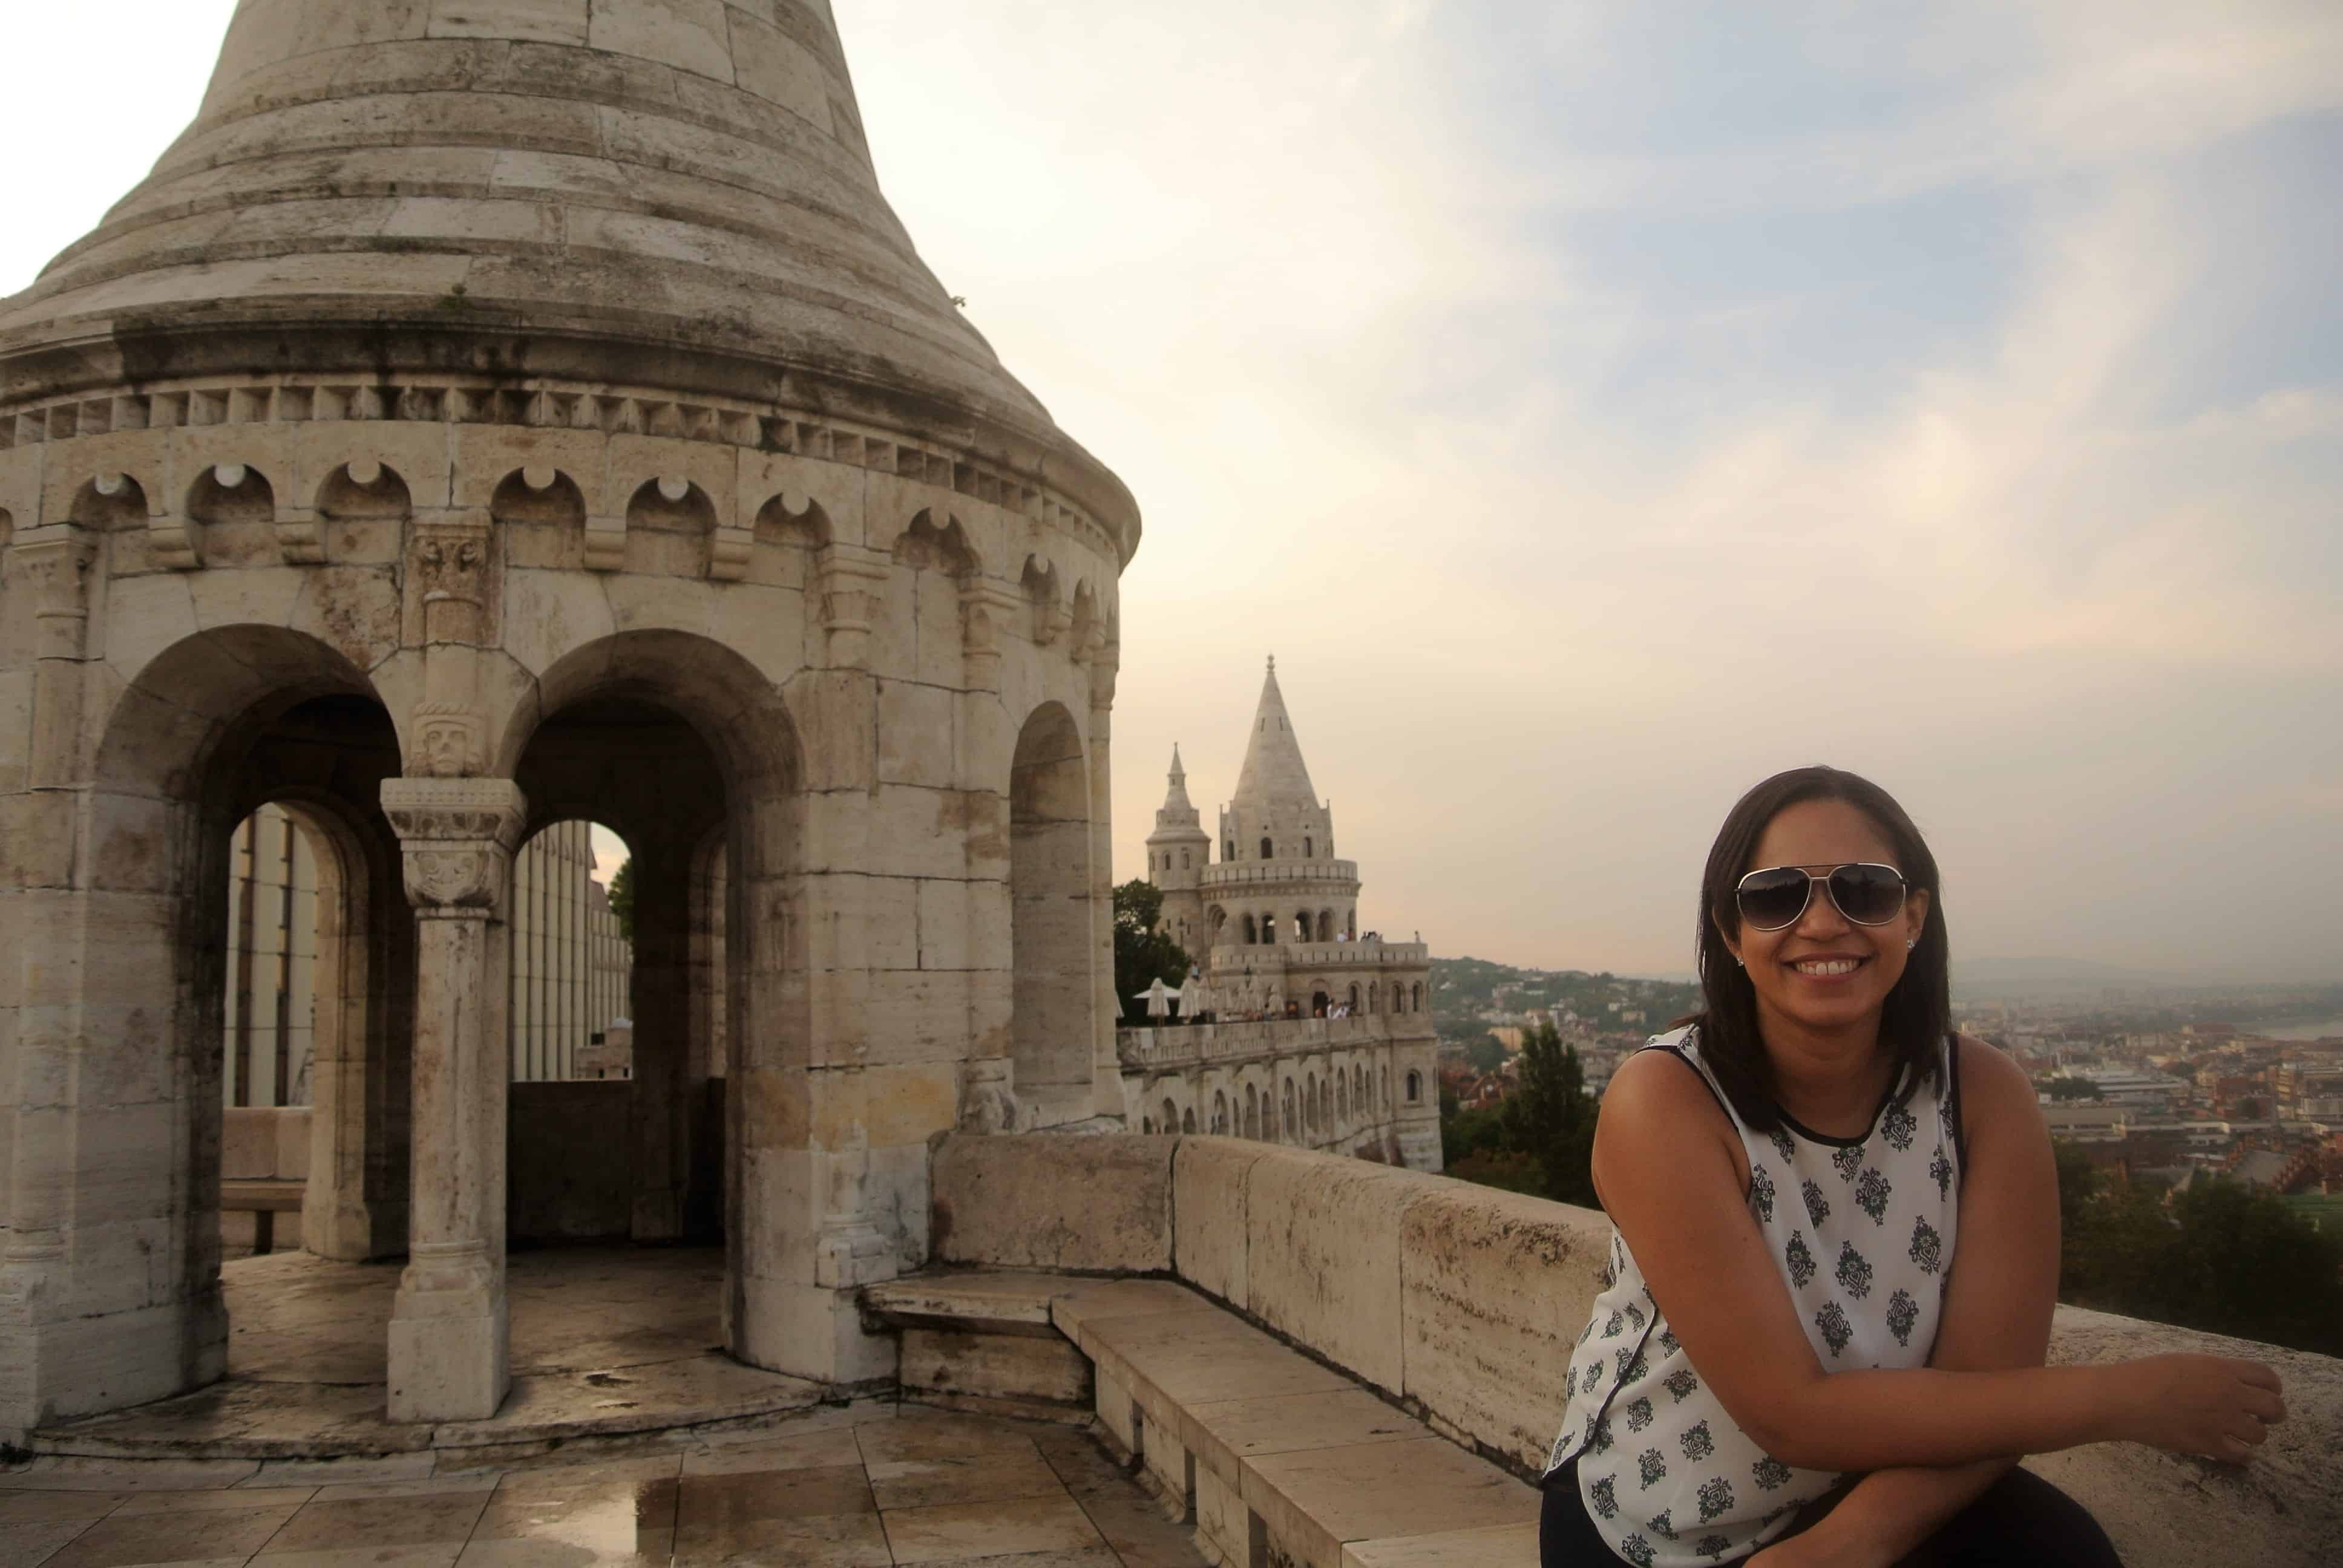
[506,1081,633,1242]
[929,1133,2343,1568]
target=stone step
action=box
[870,1270,1539,1568]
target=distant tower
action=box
[1146,745,1212,955]
[1214,658,1357,952]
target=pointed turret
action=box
[1231,657,1320,817]
[1146,744,1211,954]
[0,0,1136,555]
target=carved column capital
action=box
[381,778,526,915]
[814,543,892,670]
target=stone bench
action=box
[867,1269,1539,1567]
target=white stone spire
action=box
[1231,656,1320,817]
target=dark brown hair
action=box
[1689,766,1950,1131]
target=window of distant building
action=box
[1227,840,1237,861]
[1180,849,1190,869]
[1304,836,1313,858]
[1261,837,1273,860]
[1406,1070,1422,1103]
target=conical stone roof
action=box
[0,0,1136,548]
[1231,658,1320,817]
[1150,745,1208,842]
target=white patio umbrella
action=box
[1133,977,1174,1020]
[1176,972,1204,1021]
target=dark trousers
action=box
[1539,1459,2124,1567]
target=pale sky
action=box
[6,4,2337,983]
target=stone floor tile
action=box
[252,1549,462,1568]
[0,1459,261,1492]
[470,1477,676,1557]
[677,1424,862,1476]
[673,1464,874,1538]
[880,1494,1107,1565]
[908,1551,1123,1568]
[1340,1521,1541,1567]
[667,1511,892,1567]
[310,1475,503,1503]
[113,1486,320,1515]
[9,1518,100,1567]
[39,1500,301,1568]
[452,1540,667,1567]
[857,1412,1044,1466]
[480,1457,680,1502]
[244,1455,438,1489]
[0,1489,132,1523]
[1032,1428,1141,1498]
[866,1448,1069,1511]
[261,1492,495,1555]
[1063,1481,1210,1567]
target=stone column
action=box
[380,777,524,1423]
[1084,638,1122,1117]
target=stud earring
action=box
[1906,939,1916,950]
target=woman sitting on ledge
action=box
[1539,766,2286,1567]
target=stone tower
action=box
[1145,745,1211,956]
[0,2,1138,1434]
[1217,658,1355,948]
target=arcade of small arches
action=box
[1135,1055,1429,1148]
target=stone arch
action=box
[890,508,980,577]
[624,476,720,578]
[1161,1097,1179,1134]
[1242,913,1257,945]
[185,462,278,567]
[1181,1106,1196,1134]
[1406,1070,1423,1104]
[59,627,412,1416]
[888,508,980,684]
[1260,835,1273,860]
[317,460,413,522]
[1009,701,1094,1111]
[70,472,153,531]
[1281,1078,1297,1142]
[1347,983,1360,1011]
[1335,1069,1348,1122]
[1213,1088,1228,1135]
[496,630,804,1365]
[1020,555,1062,644]
[1305,1072,1318,1132]
[1243,1083,1260,1140]
[1412,982,1423,1012]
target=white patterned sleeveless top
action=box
[1542,1025,1964,1566]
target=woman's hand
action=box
[2115,1354,2287,1460]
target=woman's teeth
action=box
[1792,958,1861,976]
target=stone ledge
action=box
[931,1133,2343,1568]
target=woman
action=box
[1539,766,2285,1567]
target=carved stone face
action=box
[418,718,477,780]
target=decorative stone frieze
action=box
[380,779,526,914]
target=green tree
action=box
[1501,1019,1601,1208]
[1112,879,1192,1024]
[606,859,635,942]
[1464,1032,1509,1073]
[2054,1146,2343,1357]
[2043,1076,2104,1101]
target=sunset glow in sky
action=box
[7,2,2337,982]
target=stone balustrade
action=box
[928,1133,2342,1568]
[1117,1013,1417,1071]
[1200,860,1362,889]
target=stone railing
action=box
[928,1134,2341,1568]
[1116,1012,1424,1071]
[1199,860,1360,889]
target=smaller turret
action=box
[1145,745,1213,955]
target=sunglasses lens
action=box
[1829,864,1907,926]
[1736,868,1810,930]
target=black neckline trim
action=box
[1771,1060,1909,1149]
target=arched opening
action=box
[1412,982,1423,1012]
[1213,1090,1228,1134]
[1161,1097,1179,1135]
[1242,913,1257,945]
[1281,1080,1298,1142]
[79,629,414,1415]
[1336,1071,1348,1123]
[1382,1065,1391,1110]
[1010,704,1095,1111]
[1406,1071,1423,1104]
[1348,983,1361,1012]
[1294,910,1312,947]
[1226,839,1237,861]
[1317,910,1334,942]
[1260,837,1273,860]
[1181,1107,1197,1134]
[1305,1073,1319,1134]
[503,630,803,1379]
[1319,1076,1331,1129]
[1244,1084,1260,1139]
[1312,990,1329,1018]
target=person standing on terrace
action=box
[1539,766,2286,1567]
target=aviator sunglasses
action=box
[1735,863,1909,932]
